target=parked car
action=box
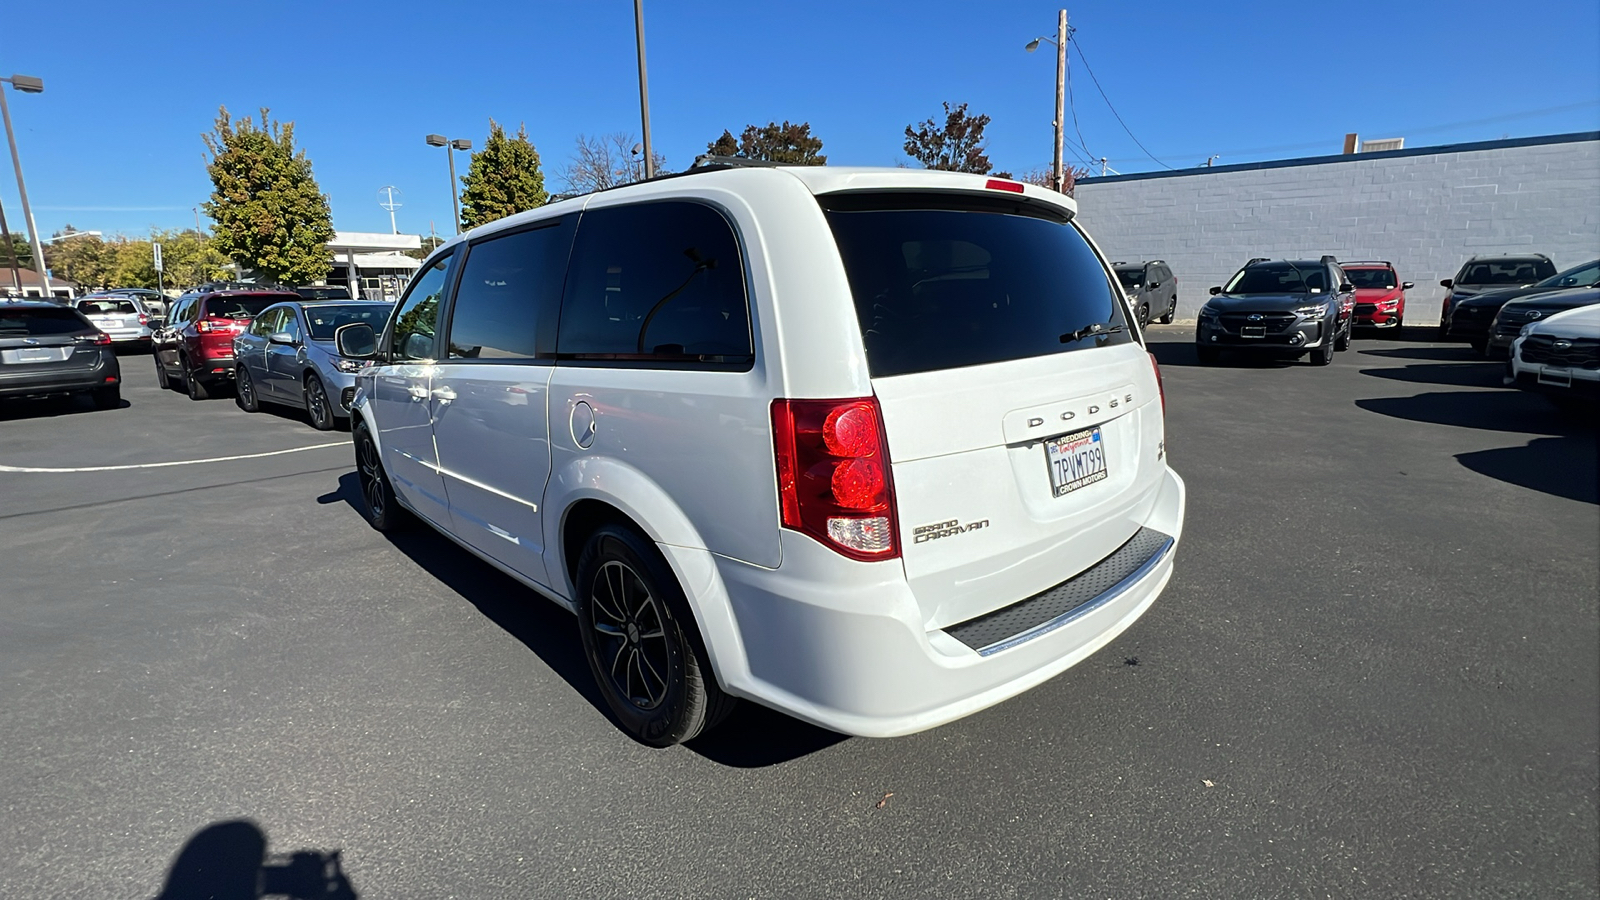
[152,290,302,400]
[1507,298,1600,408]
[1438,254,1557,334]
[1341,261,1412,330]
[1195,257,1355,365]
[103,287,169,315]
[75,295,153,349]
[1446,258,1600,355]
[1487,286,1600,359]
[334,166,1185,745]
[0,301,121,409]
[1113,260,1178,326]
[233,300,394,429]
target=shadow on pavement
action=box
[0,392,128,421]
[1354,389,1587,436]
[1358,345,1482,362]
[1456,437,1599,504]
[1358,361,1507,389]
[1147,340,1296,368]
[323,471,848,766]
[154,819,357,899]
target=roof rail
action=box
[691,154,789,169]
[1246,257,1270,266]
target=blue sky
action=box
[3,0,1597,241]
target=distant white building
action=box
[326,232,422,300]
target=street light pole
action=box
[0,74,51,299]
[633,0,655,180]
[425,134,472,234]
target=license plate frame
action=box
[5,347,56,364]
[1240,325,1266,338]
[1045,426,1109,497]
[1538,367,1573,388]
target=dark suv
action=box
[0,301,121,409]
[1195,257,1355,365]
[153,290,302,399]
[1113,261,1178,326]
[1447,258,1599,355]
[1438,254,1557,334]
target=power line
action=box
[1069,35,1174,171]
[1063,39,1095,165]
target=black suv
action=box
[1114,261,1178,326]
[1195,257,1355,366]
[0,301,122,409]
[1446,258,1599,355]
[1438,254,1557,333]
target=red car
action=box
[1341,261,1412,330]
[153,290,302,399]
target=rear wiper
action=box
[1059,322,1125,344]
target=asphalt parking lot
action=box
[2,330,1595,898]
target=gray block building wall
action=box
[1073,132,1600,322]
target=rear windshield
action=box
[1225,263,1327,294]
[77,299,140,315]
[1456,259,1558,286]
[822,194,1131,378]
[204,295,288,319]
[305,303,394,341]
[1344,268,1397,289]
[0,307,91,336]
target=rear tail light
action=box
[1148,352,1165,417]
[197,318,245,334]
[771,397,899,561]
[77,332,113,346]
[138,313,149,325]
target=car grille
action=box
[1520,334,1600,369]
[1496,308,1547,335]
[1217,312,1298,334]
[1355,303,1378,316]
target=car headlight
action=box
[1296,302,1329,317]
[1377,300,1400,310]
[333,358,365,373]
[1198,305,1219,320]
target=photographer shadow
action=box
[154,819,355,900]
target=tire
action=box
[1159,299,1175,325]
[305,374,335,431]
[575,524,735,747]
[1196,344,1221,365]
[1335,321,1351,351]
[1138,303,1151,328]
[353,419,411,532]
[91,384,120,410]
[235,365,260,412]
[182,358,210,400]
[1312,328,1336,366]
[153,355,169,390]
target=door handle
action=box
[431,386,457,403]
[408,385,429,402]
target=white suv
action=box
[335,165,1186,745]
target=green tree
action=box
[202,106,335,285]
[49,235,115,289]
[458,120,549,229]
[705,121,826,165]
[904,102,994,174]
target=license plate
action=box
[3,347,62,364]
[1241,325,1266,338]
[1538,367,1572,387]
[1046,426,1109,497]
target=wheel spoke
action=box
[592,621,624,637]
[636,643,668,703]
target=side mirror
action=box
[1339,282,1354,293]
[1401,281,1414,290]
[335,322,378,358]
[1439,279,1453,288]
[1209,286,1223,296]
[268,331,298,346]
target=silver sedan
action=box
[232,300,394,430]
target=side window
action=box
[445,219,575,360]
[250,308,279,336]
[389,252,456,361]
[281,308,302,341]
[557,201,752,366]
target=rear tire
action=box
[305,374,335,431]
[91,385,120,410]
[575,524,734,747]
[235,365,260,412]
[1196,345,1221,365]
[1159,300,1175,325]
[182,359,210,400]
[153,355,169,390]
[353,419,411,532]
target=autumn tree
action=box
[904,102,994,174]
[705,121,826,165]
[558,132,667,194]
[1015,164,1091,196]
[202,106,334,285]
[458,120,549,229]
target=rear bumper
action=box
[0,358,120,398]
[708,465,1186,737]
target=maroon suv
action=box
[154,290,302,399]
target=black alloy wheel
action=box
[1335,319,1352,351]
[1312,324,1336,366]
[575,524,734,746]
[182,358,210,400]
[1159,299,1175,325]
[353,419,409,532]
[1139,303,1151,328]
[153,354,169,390]
[305,374,335,431]
[235,365,260,412]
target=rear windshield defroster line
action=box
[819,192,1130,379]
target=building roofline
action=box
[1077,131,1600,186]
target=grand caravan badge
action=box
[912,517,990,544]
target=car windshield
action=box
[1114,269,1143,288]
[0,307,90,336]
[1456,259,1557,286]
[305,303,395,341]
[205,296,284,319]
[1344,268,1396,289]
[823,193,1131,378]
[1537,260,1600,288]
[77,299,140,315]
[1224,263,1326,294]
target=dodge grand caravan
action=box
[335,165,1186,745]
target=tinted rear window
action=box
[0,307,91,336]
[78,299,140,315]
[822,195,1130,378]
[204,296,289,319]
[1345,268,1397,289]
[1456,259,1558,286]
[305,303,395,341]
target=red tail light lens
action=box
[771,397,899,560]
[985,178,1025,193]
[1148,352,1165,417]
[197,320,215,333]
[94,333,112,346]
[137,313,149,325]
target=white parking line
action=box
[0,441,349,473]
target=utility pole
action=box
[634,0,655,180]
[193,206,202,235]
[0,75,51,300]
[1053,9,1067,193]
[0,193,22,295]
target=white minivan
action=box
[335,164,1186,746]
